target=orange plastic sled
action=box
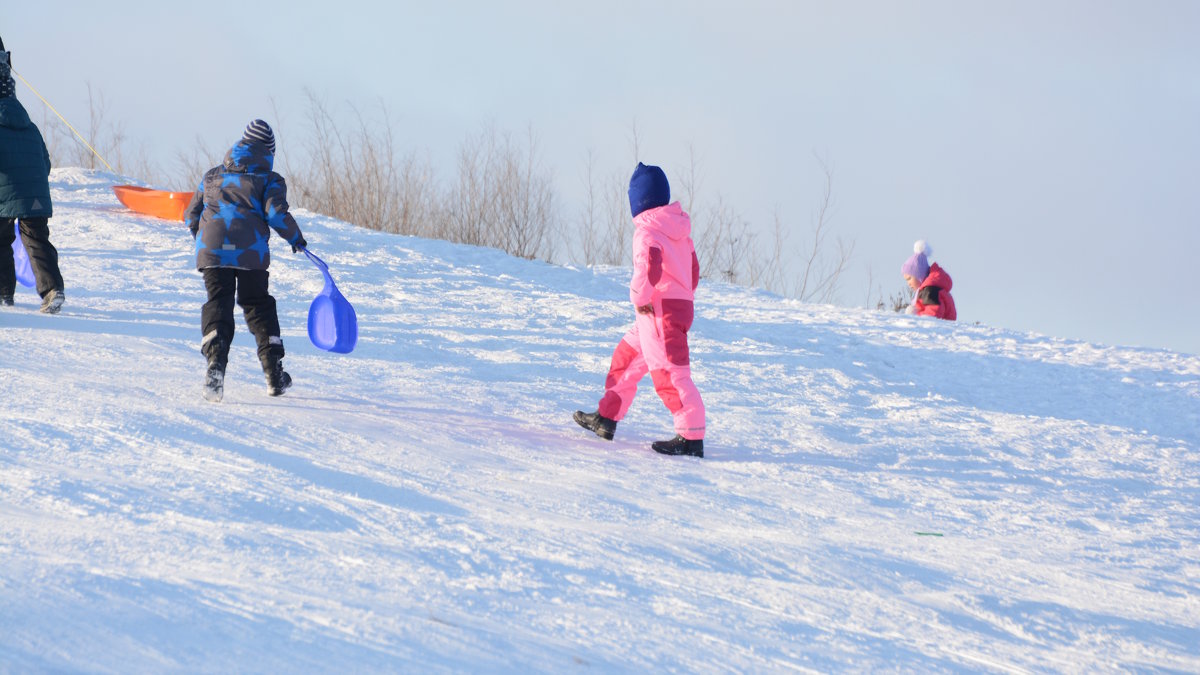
[112,185,195,221]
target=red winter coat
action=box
[913,263,956,321]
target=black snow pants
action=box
[0,216,65,300]
[200,267,284,370]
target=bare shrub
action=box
[444,125,500,247]
[886,284,913,313]
[440,125,557,259]
[571,151,604,266]
[287,91,438,239]
[693,196,755,284]
[492,127,555,260]
[754,155,853,304]
[170,135,220,191]
[670,146,749,283]
[394,150,438,239]
[36,83,160,181]
[598,169,631,266]
[791,156,853,303]
[571,160,639,268]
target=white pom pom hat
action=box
[901,240,932,280]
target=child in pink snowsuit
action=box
[575,163,706,457]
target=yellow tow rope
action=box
[10,67,116,173]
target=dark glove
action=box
[291,236,307,253]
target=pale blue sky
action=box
[5,1,1198,354]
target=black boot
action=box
[200,335,229,402]
[264,358,292,396]
[203,359,226,403]
[651,434,704,458]
[574,410,617,441]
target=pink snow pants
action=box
[597,299,705,440]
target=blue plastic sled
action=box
[12,220,35,288]
[303,248,358,354]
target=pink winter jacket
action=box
[629,202,700,308]
[913,263,957,321]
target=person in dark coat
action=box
[0,37,66,312]
[182,119,307,401]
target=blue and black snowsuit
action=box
[183,140,305,370]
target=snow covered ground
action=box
[1,169,1198,673]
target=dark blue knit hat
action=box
[628,162,670,218]
[243,119,275,153]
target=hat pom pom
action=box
[913,239,932,257]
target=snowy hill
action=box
[2,169,1198,672]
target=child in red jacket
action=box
[902,240,956,321]
[575,163,706,457]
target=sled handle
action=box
[301,247,329,273]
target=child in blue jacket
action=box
[183,120,307,402]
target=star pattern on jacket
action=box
[229,143,253,166]
[266,202,288,232]
[247,230,270,264]
[215,201,242,228]
[214,239,244,266]
[187,139,298,272]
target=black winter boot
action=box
[200,335,229,403]
[264,359,292,396]
[574,410,617,441]
[651,434,704,458]
[203,360,226,403]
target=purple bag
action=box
[12,220,35,288]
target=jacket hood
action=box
[0,96,32,131]
[223,140,274,174]
[920,262,953,292]
[634,201,691,241]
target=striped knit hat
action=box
[243,119,275,153]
